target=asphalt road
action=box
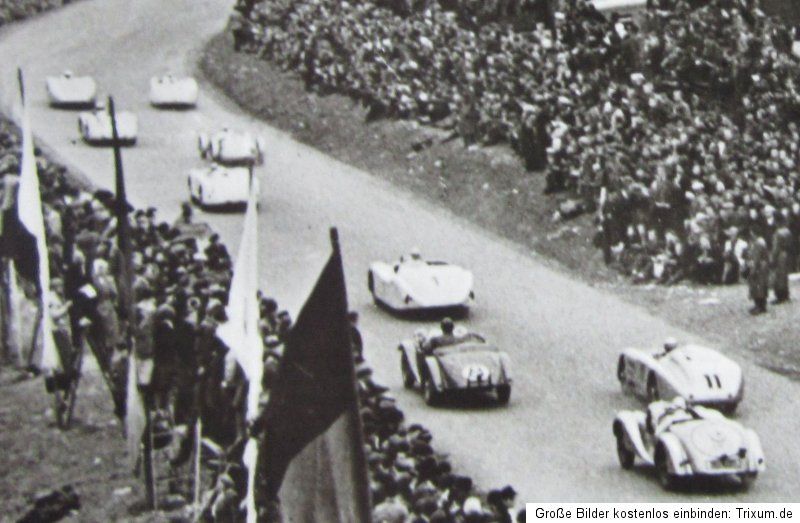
[1,0,799,503]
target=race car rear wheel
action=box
[401,355,415,389]
[655,446,677,490]
[496,385,511,405]
[647,373,660,402]
[738,472,757,489]
[615,435,635,470]
[616,356,626,383]
[423,379,440,406]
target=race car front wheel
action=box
[655,446,677,490]
[496,385,511,405]
[616,435,635,470]
[401,356,415,389]
[423,380,440,407]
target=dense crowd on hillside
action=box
[0,0,71,25]
[231,0,800,291]
[0,115,522,521]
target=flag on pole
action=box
[216,183,263,523]
[259,228,371,522]
[108,96,146,472]
[16,70,60,372]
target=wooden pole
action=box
[26,302,42,369]
[109,96,155,510]
[193,419,203,517]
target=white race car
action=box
[149,75,199,108]
[613,399,765,490]
[617,343,743,414]
[198,129,265,166]
[46,71,97,108]
[187,163,256,209]
[368,252,474,312]
[78,108,138,145]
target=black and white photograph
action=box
[0,0,799,521]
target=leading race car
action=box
[617,340,743,414]
[613,398,765,490]
[187,163,256,209]
[149,75,199,108]
[368,251,474,312]
[197,128,265,166]
[46,71,97,108]
[78,107,138,145]
[398,326,511,406]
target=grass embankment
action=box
[199,31,800,381]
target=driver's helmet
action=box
[62,70,73,78]
[440,317,454,335]
[409,246,422,261]
[663,337,678,353]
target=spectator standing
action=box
[747,235,769,315]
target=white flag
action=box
[17,83,60,371]
[125,352,146,470]
[216,183,263,523]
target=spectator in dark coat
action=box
[748,235,769,315]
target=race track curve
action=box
[1,0,799,504]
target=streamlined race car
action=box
[197,129,265,166]
[149,75,199,108]
[46,71,97,108]
[78,107,138,145]
[612,399,764,490]
[187,163,255,209]
[398,328,511,406]
[617,343,743,414]
[368,253,474,312]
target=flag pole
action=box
[193,419,202,517]
[110,97,155,509]
[17,68,25,107]
[328,226,372,521]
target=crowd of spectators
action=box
[0,115,522,521]
[0,0,71,26]
[232,0,800,287]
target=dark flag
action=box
[109,98,148,502]
[259,228,370,522]
[111,97,134,326]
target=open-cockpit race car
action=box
[46,71,97,108]
[398,327,511,406]
[617,341,743,414]
[197,128,265,166]
[149,75,199,108]
[613,398,764,490]
[369,250,474,312]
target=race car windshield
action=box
[434,343,496,355]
